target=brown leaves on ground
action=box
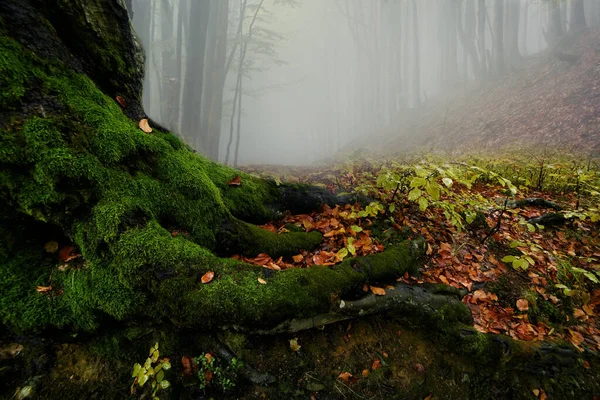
[237,160,600,352]
[233,203,385,271]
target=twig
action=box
[481,197,508,244]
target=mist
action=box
[130,0,599,165]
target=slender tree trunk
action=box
[545,0,563,45]
[505,0,521,67]
[492,0,505,76]
[181,1,211,151]
[569,0,587,35]
[412,0,420,106]
[477,0,487,77]
[233,0,266,167]
[458,0,482,81]
[225,0,246,166]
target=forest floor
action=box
[236,28,600,372]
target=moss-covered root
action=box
[216,219,323,258]
[254,282,472,334]
[155,239,426,330]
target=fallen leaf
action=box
[371,358,382,370]
[532,389,540,397]
[289,338,301,352]
[338,371,352,383]
[370,286,386,296]
[36,286,52,293]
[44,241,59,253]
[58,246,80,262]
[362,369,370,377]
[115,95,127,108]
[139,118,152,133]
[584,360,590,369]
[516,299,529,312]
[258,278,267,285]
[228,176,242,186]
[415,363,425,373]
[424,395,433,400]
[181,356,193,376]
[201,271,214,284]
[292,254,304,263]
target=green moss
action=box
[0,37,33,108]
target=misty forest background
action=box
[127,0,598,166]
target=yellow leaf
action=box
[258,278,267,285]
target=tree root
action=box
[528,212,568,226]
[507,198,562,210]
[250,282,472,335]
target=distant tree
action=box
[457,0,483,81]
[505,0,521,66]
[569,0,587,34]
[491,0,505,76]
[544,0,564,45]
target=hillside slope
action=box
[362,29,600,157]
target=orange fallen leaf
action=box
[258,278,267,284]
[228,176,242,186]
[338,371,352,383]
[181,356,193,376]
[59,246,80,262]
[139,118,152,133]
[424,395,433,400]
[370,286,386,296]
[201,271,214,284]
[371,358,382,370]
[516,299,529,312]
[362,369,370,378]
[292,254,304,263]
[439,242,453,252]
[584,360,590,369]
[115,95,127,108]
[36,285,52,293]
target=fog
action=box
[129,0,600,165]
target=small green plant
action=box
[131,342,171,399]
[195,353,243,393]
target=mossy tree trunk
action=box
[0,0,423,334]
